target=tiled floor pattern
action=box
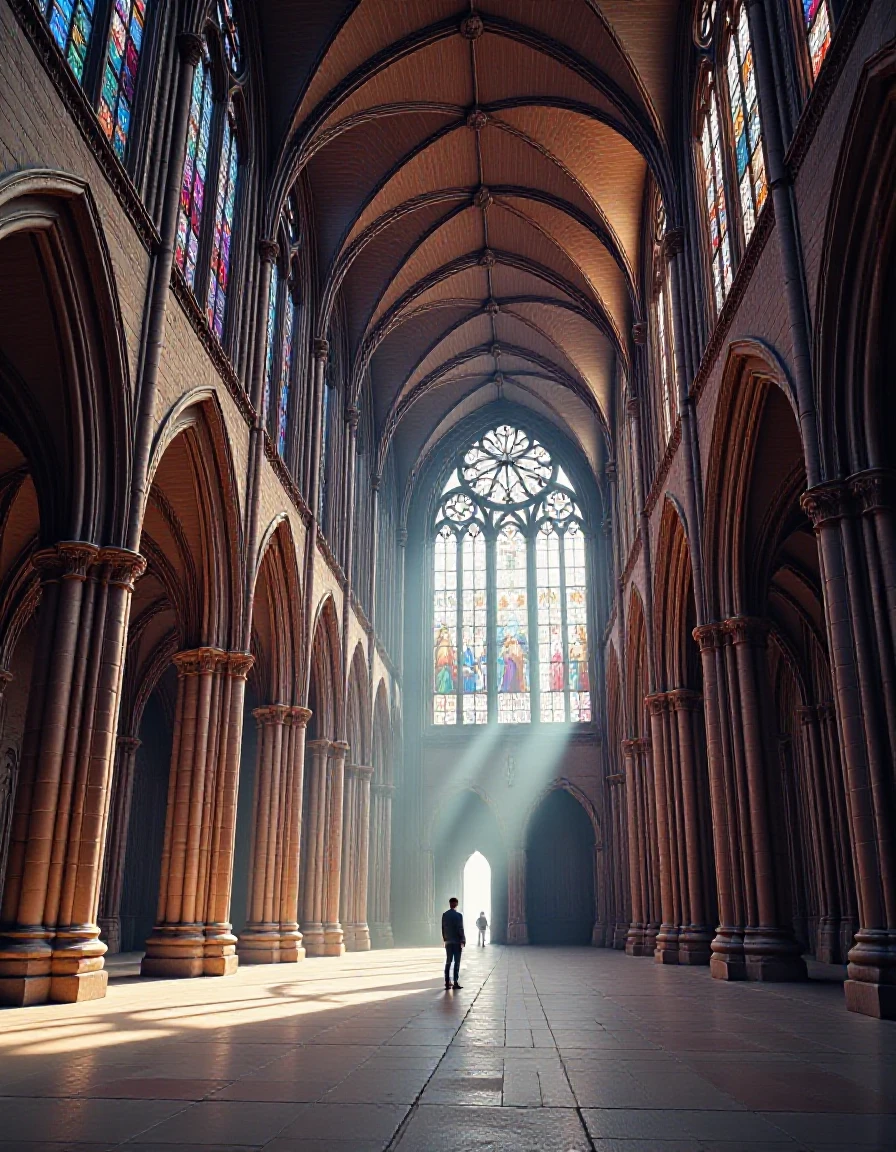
[1,946,895,1150]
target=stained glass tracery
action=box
[726,4,767,244]
[99,0,146,157]
[277,295,295,457]
[700,77,733,312]
[175,50,213,289]
[431,424,591,726]
[207,107,239,340]
[44,0,94,81]
[804,0,831,79]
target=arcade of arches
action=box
[0,0,895,1078]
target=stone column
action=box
[0,543,145,1006]
[802,475,896,1017]
[369,782,394,947]
[239,705,311,964]
[299,738,329,955]
[671,690,713,964]
[507,845,528,944]
[646,695,679,963]
[636,737,661,953]
[797,705,841,964]
[141,647,252,979]
[607,773,629,949]
[340,764,358,951]
[621,738,647,955]
[323,740,348,955]
[347,764,373,951]
[97,735,141,954]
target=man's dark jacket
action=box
[442,908,465,944]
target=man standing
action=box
[476,911,488,946]
[441,897,465,989]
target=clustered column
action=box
[606,772,629,948]
[299,738,329,954]
[141,647,252,978]
[694,619,805,982]
[623,737,659,955]
[97,735,142,954]
[507,845,528,944]
[368,780,394,947]
[239,704,311,964]
[341,763,373,951]
[802,474,896,1017]
[0,543,144,1006]
[323,741,348,955]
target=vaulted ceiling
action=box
[258,1,685,491]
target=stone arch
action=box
[0,171,131,547]
[371,678,392,786]
[249,515,304,705]
[521,777,602,849]
[346,642,370,765]
[624,584,649,736]
[653,496,699,690]
[308,593,343,740]
[524,784,598,946]
[815,42,896,478]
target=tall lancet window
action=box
[99,0,148,157]
[653,202,677,446]
[43,0,95,81]
[431,423,592,727]
[802,1,832,80]
[698,75,733,312]
[175,2,245,343]
[261,199,303,457]
[726,3,767,243]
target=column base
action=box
[743,928,807,982]
[844,930,896,1019]
[345,923,371,951]
[0,934,52,1005]
[237,925,305,964]
[50,969,108,1002]
[612,923,628,950]
[654,926,680,963]
[142,925,238,977]
[625,925,651,956]
[0,974,52,1006]
[710,928,747,979]
[815,917,841,965]
[323,925,345,956]
[370,923,394,948]
[507,923,529,945]
[678,927,713,965]
[302,923,326,956]
[591,920,608,947]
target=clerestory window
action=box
[431,424,592,728]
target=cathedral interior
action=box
[0,0,895,1148]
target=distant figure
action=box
[441,897,465,989]
[476,911,488,946]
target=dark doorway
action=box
[526,788,595,945]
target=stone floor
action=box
[1,945,895,1151]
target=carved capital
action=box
[604,460,617,482]
[258,238,279,265]
[329,740,350,764]
[253,704,291,727]
[466,107,488,131]
[177,31,203,66]
[723,615,769,647]
[288,705,313,728]
[174,646,227,676]
[228,651,255,679]
[693,622,723,652]
[306,738,332,757]
[633,736,652,754]
[620,738,639,755]
[849,468,896,515]
[626,394,641,417]
[479,248,496,268]
[116,735,142,753]
[371,474,382,493]
[670,688,702,712]
[354,763,375,780]
[460,13,484,39]
[800,481,849,529]
[345,404,361,431]
[372,782,395,797]
[312,337,329,361]
[32,541,98,582]
[796,705,819,727]
[97,547,146,588]
[631,321,648,345]
[645,692,670,716]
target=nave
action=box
[0,947,894,1151]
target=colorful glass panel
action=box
[537,522,565,723]
[804,0,831,79]
[206,109,238,340]
[217,0,241,72]
[175,51,213,290]
[564,523,591,722]
[98,0,146,158]
[496,522,530,724]
[44,0,94,82]
[462,425,552,506]
[700,80,733,312]
[727,4,767,244]
[276,297,294,457]
[460,524,488,725]
[433,526,458,726]
[656,280,675,443]
[262,264,279,424]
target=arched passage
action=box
[525,788,596,945]
[431,789,507,945]
[463,851,491,944]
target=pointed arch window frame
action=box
[429,423,595,730]
[262,201,304,466]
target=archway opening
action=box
[463,851,491,944]
[526,789,595,945]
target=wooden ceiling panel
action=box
[597,0,683,131]
[485,206,597,302]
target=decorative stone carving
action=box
[459,13,484,39]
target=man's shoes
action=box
[453,982,462,989]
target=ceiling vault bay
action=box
[258,0,682,494]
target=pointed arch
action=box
[521,777,602,848]
[346,641,370,764]
[371,677,392,786]
[308,592,344,740]
[624,584,649,736]
[653,496,698,689]
[249,515,304,704]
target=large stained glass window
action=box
[99,0,147,158]
[726,4,767,244]
[175,50,213,290]
[207,107,239,340]
[431,423,592,726]
[804,0,831,79]
[262,264,279,424]
[699,78,733,312]
[43,0,94,82]
[277,297,295,457]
